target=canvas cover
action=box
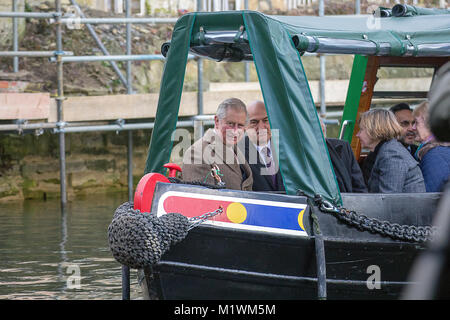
[144,10,450,205]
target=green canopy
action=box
[144,10,450,206]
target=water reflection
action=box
[0,193,142,300]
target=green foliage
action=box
[145,0,152,15]
[24,1,32,12]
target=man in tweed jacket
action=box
[182,98,253,191]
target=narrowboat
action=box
[108,4,450,300]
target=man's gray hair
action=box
[216,98,248,121]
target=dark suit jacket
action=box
[326,138,368,193]
[242,136,285,192]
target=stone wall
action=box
[0,0,25,48]
[0,129,154,201]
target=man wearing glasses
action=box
[182,98,253,191]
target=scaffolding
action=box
[1,0,204,207]
[0,0,343,214]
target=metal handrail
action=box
[339,119,353,140]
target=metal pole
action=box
[121,265,131,300]
[244,0,250,82]
[126,0,134,202]
[197,0,204,119]
[126,0,133,95]
[319,0,326,118]
[123,1,133,299]
[319,54,326,117]
[50,54,194,62]
[0,118,217,133]
[0,12,60,18]
[12,0,18,72]
[59,17,178,24]
[51,120,214,133]
[0,51,72,57]
[125,0,134,201]
[355,0,360,15]
[197,59,204,116]
[127,131,133,201]
[69,0,128,88]
[55,0,67,210]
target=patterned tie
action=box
[260,146,277,186]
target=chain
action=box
[187,206,224,230]
[314,195,437,243]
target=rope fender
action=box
[108,201,223,269]
[108,202,191,268]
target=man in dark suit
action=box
[390,103,418,156]
[325,138,368,193]
[242,101,285,192]
[320,118,367,193]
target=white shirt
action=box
[256,141,272,167]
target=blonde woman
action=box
[412,101,450,192]
[357,109,425,193]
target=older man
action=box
[242,100,285,192]
[390,103,418,156]
[182,98,253,190]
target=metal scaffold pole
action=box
[55,0,67,210]
[197,0,204,119]
[126,0,134,203]
[244,0,250,82]
[12,0,18,72]
[122,0,132,301]
[319,0,326,119]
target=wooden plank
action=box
[202,90,263,114]
[0,93,50,120]
[210,80,350,106]
[48,92,198,122]
[48,91,264,122]
[15,75,433,123]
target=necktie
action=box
[260,146,277,185]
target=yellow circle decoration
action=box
[226,202,247,224]
[297,209,306,231]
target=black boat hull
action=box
[143,226,424,299]
[139,183,440,300]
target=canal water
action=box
[0,193,143,300]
